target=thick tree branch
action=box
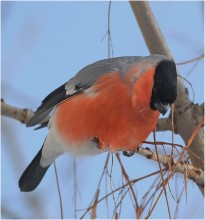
[129,1,173,58]
[191,102,204,125]
[156,102,204,132]
[156,118,172,132]
[1,99,49,126]
[1,99,34,125]
[129,1,204,194]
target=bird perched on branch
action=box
[19,54,177,192]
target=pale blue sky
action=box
[1,1,204,219]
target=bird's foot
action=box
[92,136,105,150]
[123,150,135,157]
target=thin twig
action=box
[167,117,204,183]
[145,188,164,219]
[108,0,112,58]
[110,154,118,215]
[77,169,163,214]
[73,159,81,219]
[177,75,195,102]
[143,140,204,165]
[116,154,139,216]
[135,146,204,187]
[54,161,64,220]
[176,54,204,65]
[80,153,110,219]
[91,189,100,219]
[153,129,171,219]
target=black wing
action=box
[27,83,82,127]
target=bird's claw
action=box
[91,136,101,149]
[123,151,135,157]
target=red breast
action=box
[55,66,160,152]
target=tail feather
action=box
[19,147,51,192]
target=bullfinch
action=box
[19,54,177,192]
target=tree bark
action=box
[130,1,204,194]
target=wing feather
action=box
[27,55,168,127]
[27,83,81,126]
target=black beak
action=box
[154,102,169,115]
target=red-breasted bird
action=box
[19,54,177,192]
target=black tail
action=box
[19,147,51,192]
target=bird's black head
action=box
[150,59,177,115]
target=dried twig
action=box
[80,153,110,219]
[116,155,139,217]
[153,129,171,219]
[54,161,64,220]
[91,189,100,219]
[136,147,204,188]
[176,54,204,65]
[77,170,163,215]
